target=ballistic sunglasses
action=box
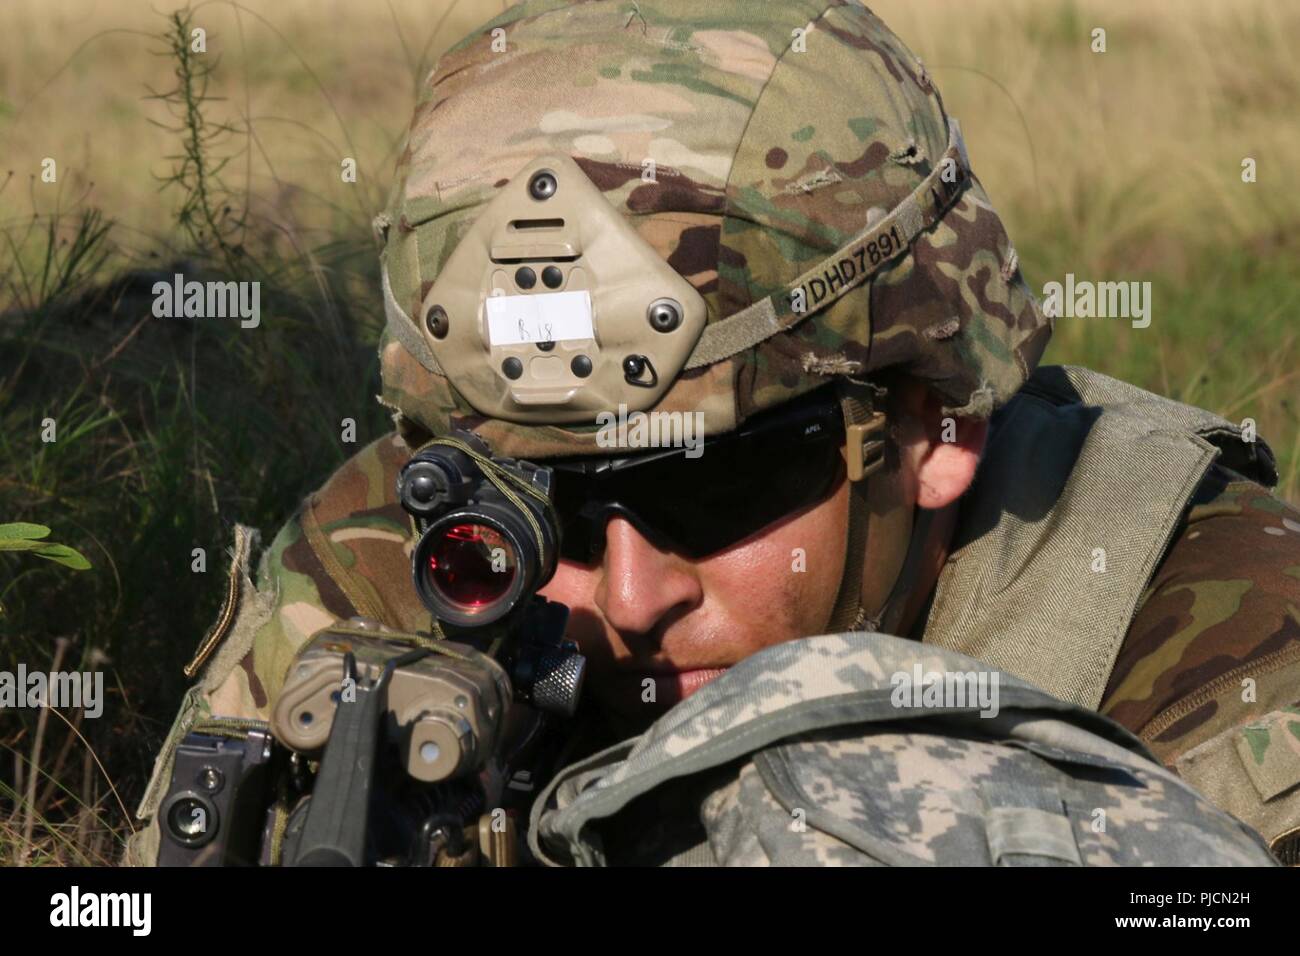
[548,388,853,563]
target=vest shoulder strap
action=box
[923,364,1275,708]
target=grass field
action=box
[1,0,1297,864]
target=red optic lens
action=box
[425,523,517,610]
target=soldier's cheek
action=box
[694,502,850,646]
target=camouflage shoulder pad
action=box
[529,633,1276,866]
[196,431,426,716]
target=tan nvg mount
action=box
[420,154,708,423]
[272,624,511,784]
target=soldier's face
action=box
[537,380,986,732]
[539,473,853,728]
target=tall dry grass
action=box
[0,0,512,245]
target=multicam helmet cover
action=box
[376,0,1051,460]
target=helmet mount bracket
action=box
[419,154,708,425]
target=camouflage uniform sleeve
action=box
[1100,464,1300,862]
[122,432,425,865]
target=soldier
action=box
[129,0,1299,865]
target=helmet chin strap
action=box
[825,383,930,635]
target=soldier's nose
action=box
[594,516,703,642]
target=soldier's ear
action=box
[892,380,988,510]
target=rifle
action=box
[155,431,587,866]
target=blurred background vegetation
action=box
[1,0,1297,864]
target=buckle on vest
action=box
[846,412,888,481]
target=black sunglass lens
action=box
[549,393,848,560]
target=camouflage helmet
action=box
[373,0,1051,631]
[377,1,1055,634]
